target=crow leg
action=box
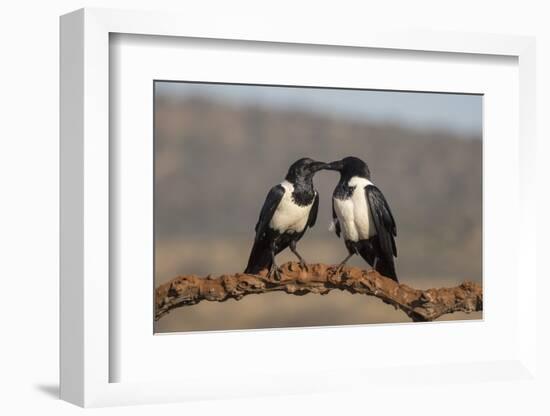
[289,240,308,271]
[333,252,355,275]
[371,257,378,273]
[267,247,282,281]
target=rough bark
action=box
[155,262,482,322]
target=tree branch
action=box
[155,262,482,322]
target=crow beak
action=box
[310,161,328,172]
[325,160,344,171]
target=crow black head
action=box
[325,156,371,179]
[285,157,327,183]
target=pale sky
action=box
[156,81,482,137]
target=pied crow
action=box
[244,158,327,280]
[326,156,398,282]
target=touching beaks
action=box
[310,161,329,172]
[324,160,344,171]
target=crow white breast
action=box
[269,180,313,234]
[333,176,377,242]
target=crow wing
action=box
[307,191,320,228]
[254,184,285,241]
[366,185,397,257]
[331,197,341,238]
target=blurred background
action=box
[154,82,482,333]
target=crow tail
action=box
[357,240,398,283]
[244,239,273,275]
[374,257,398,283]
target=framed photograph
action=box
[152,80,483,333]
[60,8,537,407]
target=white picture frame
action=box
[60,7,537,407]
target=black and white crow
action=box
[244,158,327,280]
[326,156,398,282]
